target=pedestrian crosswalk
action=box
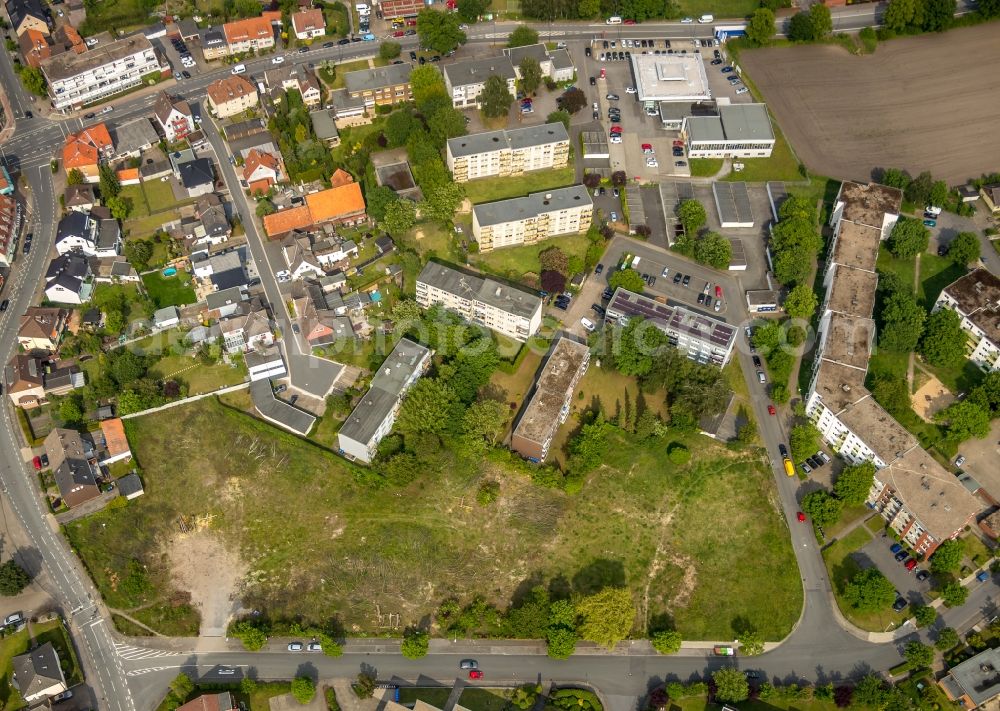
[114,643,185,661]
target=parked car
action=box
[768,405,776,416]
[977,570,990,582]
[892,596,907,612]
[955,454,966,467]
[52,691,73,702]
[32,456,41,471]
[606,93,619,100]
[288,642,303,651]
[0,299,8,312]
[3,612,24,626]
[923,219,937,227]
[905,559,917,571]
[681,274,691,286]
[894,550,909,562]
[580,317,596,332]
[308,642,323,652]
[890,543,903,555]
[642,143,654,154]
[673,272,682,284]
[460,660,478,669]
[801,461,812,474]
[916,569,930,581]
[595,263,604,274]
[778,443,788,457]
[661,267,669,277]
[817,451,831,464]
[469,670,484,679]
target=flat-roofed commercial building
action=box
[337,338,431,464]
[630,53,711,105]
[472,185,592,252]
[415,262,542,342]
[344,62,413,108]
[940,648,1000,709]
[446,122,569,182]
[683,103,775,158]
[933,267,1000,372]
[511,338,590,462]
[604,288,736,366]
[42,36,161,110]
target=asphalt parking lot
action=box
[857,536,933,606]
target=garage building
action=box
[712,181,754,228]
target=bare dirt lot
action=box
[168,529,247,637]
[739,25,1000,185]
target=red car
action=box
[406,19,417,25]
[672,140,684,147]
[32,456,42,471]
[393,30,404,37]
[469,670,483,679]
[797,511,806,522]
[768,405,776,416]
[715,285,722,299]
[599,68,606,79]
[610,125,622,133]
[905,558,917,571]
[623,18,636,23]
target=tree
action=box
[168,673,195,705]
[949,231,981,265]
[376,199,414,236]
[379,41,401,60]
[802,490,843,527]
[557,87,587,114]
[518,57,543,95]
[507,25,539,47]
[0,560,31,596]
[539,246,569,275]
[58,395,84,425]
[883,0,924,30]
[694,232,731,270]
[66,168,85,186]
[881,168,911,190]
[567,415,611,475]
[786,11,815,41]
[401,628,429,658]
[546,109,571,130]
[745,7,776,45]
[385,109,420,147]
[609,268,646,293]
[651,629,682,655]
[913,605,936,628]
[354,672,377,699]
[935,400,991,441]
[929,538,963,574]
[256,199,276,217]
[936,627,960,650]
[784,284,818,320]
[416,7,466,53]
[541,270,567,294]
[576,587,635,649]
[124,239,154,271]
[99,163,121,198]
[428,105,469,146]
[16,65,47,96]
[852,675,889,709]
[878,291,925,352]
[923,0,956,30]
[978,0,1000,16]
[888,219,930,258]
[739,629,764,656]
[396,379,460,437]
[809,3,833,36]
[480,74,513,118]
[713,669,749,703]
[546,599,578,659]
[577,0,600,17]
[941,580,969,608]
[410,64,450,107]
[677,199,706,234]
[464,400,508,447]
[920,309,967,368]
[291,677,317,704]
[789,423,820,462]
[106,195,131,220]
[903,641,934,669]
[457,0,487,21]
[610,171,628,187]
[843,568,896,611]
[834,462,876,505]
[774,246,813,286]
[969,371,1000,416]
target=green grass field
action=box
[688,159,724,178]
[65,397,801,638]
[149,355,248,395]
[463,166,577,204]
[141,271,197,309]
[0,620,80,710]
[471,233,590,281]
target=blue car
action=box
[923,219,937,227]
[890,543,903,555]
[721,66,734,73]
[362,33,376,41]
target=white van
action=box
[231,64,246,74]
[580,317,596,333]
[605,15,622,24]
[698,13,714,22]
[925,205,942,216]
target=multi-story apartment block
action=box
[222,16,275,55]
[443,56,516,108]
[41,36,161,110]
[503,43,575,83]
[152,91,194,142]
[472,185,593,252]
[933,268,1000,372]
[446,122,569,183]
[337,338,431,464]
[511,337,590,462]
[206,75,259,118]
[604,287,736,366]
[415,262,542,342]
[343,63,413,108]
[803,181,977,556]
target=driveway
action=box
[856,536,932,606]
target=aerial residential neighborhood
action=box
[0,0,998,709]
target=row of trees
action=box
[801,462,875,527]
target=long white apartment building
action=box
[804,181,979,556]
[415,262,542,342]
[933,267,1000,372]
[446,123,570,183]
[42,36,161,110]
[472,185,593,252]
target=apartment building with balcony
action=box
[41,35,161,110]
[343,62,413,108]
[472,185,592,252]
[446,122,569,183]
[415,262,542,342]
[152,91,194,142]
[932,267,1000,372]
[222,16,275,55]
[511,337,590,462]
[337,338,431,464]
[443,56,516,108]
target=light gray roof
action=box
[506,122,569,151]
[338,338,429,447]
[112,117,159,154]
[309,108,339,141]
[473,185,592,228]
[12,642,63,698]
[327,88,367,114]
[686,115,725,142]
[153,306,179,324]
[206,286,246,311]
[417,262,542,320]
[448,129,508,158]
[549,48,573,70]
[444,56,515,88]
[117,472,144,497]
[712,181,754,225]
[344,62,412,94]
[719,103,774,141]
[41,35,154,81]
[249,379,316,435]
[945,648,1000,706]
[503,43,548,66]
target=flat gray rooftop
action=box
[447,122,567,159]
[630,53,711,103]
[719,103,774,142]
[249,380,316,435]
[513,338,590,446]
[417,262,541,320]
[473,185,592,228]
[713,181,754,226]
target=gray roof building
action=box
[41,35,155,81]
[444,56,516,88]
[11,643,66,703]
[473,184,592,228]
[309,108,340,144]
[117,472,144,499]
[940,645,1000,708]
[178,158,214,190]
[344,62,412,94]
[417,262,541,321]
[249,380,316,436]
[447,122,569,159]
[112,117,159,156]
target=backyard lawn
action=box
[149,355,248,395]
[463,166,576,204]
[471,233,590,281]
[141,271,197,308]
[66,397,802,639]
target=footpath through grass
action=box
[66,397,801,638]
